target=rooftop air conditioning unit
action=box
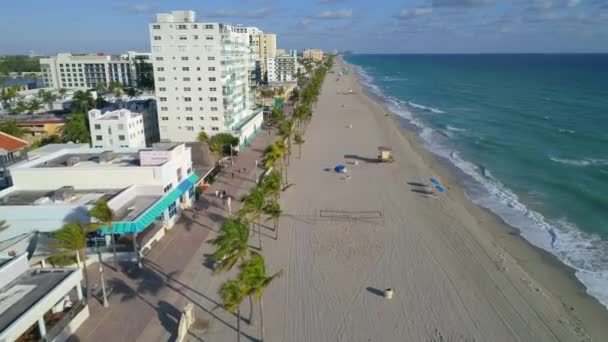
[52,186,75,202]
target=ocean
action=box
[343,54,608,309]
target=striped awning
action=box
[101,173,199,234]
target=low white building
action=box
[89,109,146,149]
[0,143,199,253]
[0,253,88,342]
[88,99,160,149]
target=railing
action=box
[45,302,86,341]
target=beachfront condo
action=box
[303,49,325,62]
[149,10,263,144]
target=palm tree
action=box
[294,133,305,159]
[219,279,246,342]
[262,143,283,170]
[89,199,118,270]
[279,120,294,165]
[58,88,68,100]
[26,99,43,113]
[95,82,107,95]
[72,90,95,113]
[260,170,282,200]
[238,252,283,342]
[263,200,281,240]
[8,100,27,115]
[197,131,209,144]
[209,217,251,272]
[0,85,20,108]
[0,219,9,232]
[38,89,57,111]
[274,140,288,185]
[239,187,267,250]
[51,222,92,304]
[109,81,123,99]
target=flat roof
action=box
[0,269,72,333]
[35,152,140,168]
[0,188,120,206]
[114,195,161,222]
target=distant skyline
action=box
[1,0,607,55]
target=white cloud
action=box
[207,8,275,19]
[312,10,353,19]
[396,7,433,20]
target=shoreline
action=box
[342,56,608,337]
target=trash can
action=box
[384,288,394,299]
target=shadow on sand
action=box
[344,154,379,163]
[366,287,385,297]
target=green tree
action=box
[61,113,90,143]
[26,98,43,113]
[89,199,118,270]
[279,119,294,165]
[0,85,20,108]
[58,88,68,100]
[294,133,305,159]
[263,200,282,240]
[209,217,251,273]
[208,133,239,158]
[289,88,299,103]
[219,279,246,342]
[124,87,138,99]
[238,252,283,342]
[8,100,27,115]
[0,119,26,137]
[51,222,92,304]
[269,106,284,127]
[0,56,40,74]
[197,131,209,144]
[108,81,123,99]
[134,59,154,90]
[239,187,267,250]
[38,89,57,111]
[95,82,107,95]
[71,90,95,113]
[260,170,282,200]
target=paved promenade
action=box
[70,129,277,342]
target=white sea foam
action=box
[348,60,608,310]
[550,157,608,167]
[558,128,575,134]
[446,125,468,133]
[407,101,445,114]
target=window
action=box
[209,87,217,92]
[156,57,163,61]
[205,24,214,29]
[211,107,218,111]
[186,116,193,121]
[196,67,200,71]
[164,183,173,193]
[160,97,167,101]
[209,97,217,102]
[182,67,189,71]
[96,135,102,141]
[159,87,166,91]
[192,24,198,29]
[205,36,213,40]
[199,116,205,120]
[196,56,200,60]
[193,35,198,40]
[161,117,169,121]
[184,87,191,91]
[168,202,177,217]
[198,87,202,91]
[197,77,202,81]
[178,24,187,29]
[209,77,216,81]
[212,127,219,131]
[184,97,192,102]
[185,126,194,131]
[158,77,165,81]
[154,36,161,40]
[119,135,125,141]
[185,107,193,111]
[208,67,215,71]
[208,56,215,61]
[118,124,125,130]
[211,117,219,121]
[181,56,188,61]
[161,107,168,111]
[153,24,160,29]
[157,67,164,71]
[179,36,187,40]
[94,124,101,129]
[183,77,191,81]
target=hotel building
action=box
[149,10,263,144]
[303,49,325,62]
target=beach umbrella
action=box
[334,165,346,173]
[430,178,441,186]
[435,185,445,193]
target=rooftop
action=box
[0,268,72,333]
[114,194,161,222]
[34,151,140,168]
[0,187,119,206]
[0,132,29,154]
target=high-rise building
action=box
[258,33,277,80]
[39,52,152,90]
[267,50,298,84]
[149,10,263,144]
[303,49,325,62]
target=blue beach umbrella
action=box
[430,178,440,186]
[435,185,445,193]
[334,165,346,173]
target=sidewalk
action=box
[70,129,278,342]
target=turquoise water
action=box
[344,54,608,308]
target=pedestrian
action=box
[243,167,246,173]
[214,190,219,197]
[232,171,234,179]
[219,191,223,199]
[222,190,227,198]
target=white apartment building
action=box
[0,143,198,245]
[88,109,146,149]
[149,10,263,145]
[267,50,298,84]
[39,52,153,90]
[88,99,160,149]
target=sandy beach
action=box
[251,57,608,342]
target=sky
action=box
[1,0,607,55]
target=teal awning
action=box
[101,173,199,235]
